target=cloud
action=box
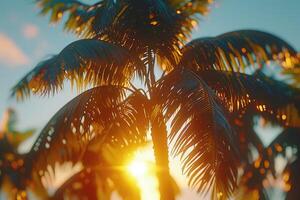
[0,33,29,67]
[22,24,39,39]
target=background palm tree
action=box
[229,72,300,199]
[0,108,35,200]
[12,0,300,199]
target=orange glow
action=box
[150,21,158,26]
[283,172,290,182]
[275,143,283,152]
[57,12,63,19]
[254,159,261,168]
[126,149,159,200]
[264,160,270,168]
[127,160,148,178]
[191,20,197,28]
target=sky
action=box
[0,0,299,199]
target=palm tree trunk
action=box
[147,46,174,200]
[151,113,175,200]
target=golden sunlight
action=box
[127,159,148,178]
[126,148,160,200]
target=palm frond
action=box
[285,159,300,200]
[52,166,141,200]
[179,30,299,71]
[235,164,268,200]
[52,142,143,200]
[269,128,300,152]
[91,0,120,35]
[51,169,98,200]
[232,115,264,164]
[11,39,145,100]
[195,70,300,127]
[92,0,202,71]
[0,142,28,197]
[24,86,149,186]
[36,0,100,36]
[282,64,300,88]
[37,0,214,70]
[154,69,239,199]
[168,0,213,16]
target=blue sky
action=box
[0,0,299,146]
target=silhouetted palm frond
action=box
[51,169,98,200]
[24,86,149,188]
[92,0,212,71]
[269,128,300,152]
[180,30,299,71]
[36,0,214,70]
[265,128,300,177]
[155,69,239,199]
[11,39,145,99]
[52,148,141,200]
[0,136,25,185]
[168,0,213,16]
[282,65,300,88]
[285,159,300,200]
[95,0,180,70]
[36,0,101,36]
[194,70,300,126]
[234,163,269,200]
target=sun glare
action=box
[127,159,148,178]
[126,148,160,200]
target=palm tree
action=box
[12,0,300,199]
[234,125,300,200]
[229,72,300,199]
[0,108,35,200]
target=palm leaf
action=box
[50,169,98,200]
[93,0,204,71]
[269,128,300,152]
[168,0,213,16]
[232,115,264,164]
[52,165,140,200]
[24,86,149,187]
[261,128,300,200]
[266,128,300,174]
[11,39,145,99]
[36,0,100,36]
[154,69,239,199]
[195,70,300,127]
[92,0,121,34]
[179,30,299,71]
[36,0,214,70]
[235,163,269,200]
[282,65,300,88]
[285,159,300,200]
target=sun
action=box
[126,148,160,200]
[127,159,148,178]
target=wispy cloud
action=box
[22,24,39,39]
[0,33,29,67]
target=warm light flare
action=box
[127,160,148,178]
[126,149,159,200]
